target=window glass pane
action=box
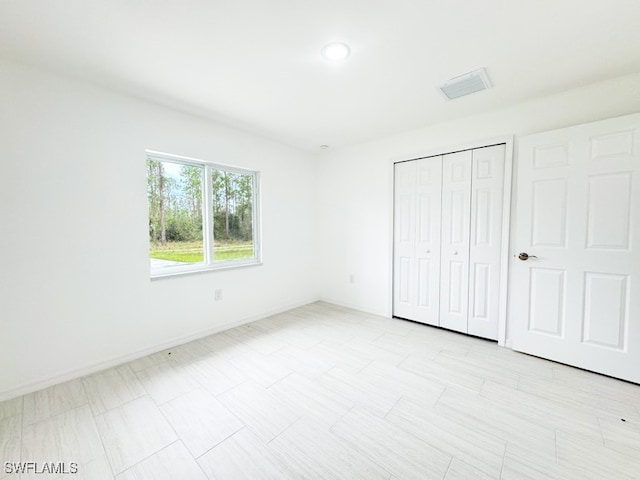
[211,170,254,261]
[147,159,204,268]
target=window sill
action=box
[150,259,263,280]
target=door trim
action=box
[390,136,514,346]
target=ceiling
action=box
[1,0,640,152]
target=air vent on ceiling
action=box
[439,68,492,100]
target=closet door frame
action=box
[390,136,514,347]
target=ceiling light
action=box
[321,42,350,61]
[320,145,329,150]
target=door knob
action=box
[425,249,430,254]
[518,252,537,261]
[452,251,458,255]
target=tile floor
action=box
[1,302,639,479]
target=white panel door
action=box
[393,160,417,321]
[414,157,443,325]
[393,156,442,325]
[467,145,505,340]
[511,114,640,383]
[439,151,472,333]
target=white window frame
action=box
[147,150,261,279]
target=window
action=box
[146,151,260,277]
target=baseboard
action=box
[0,296,320,402]
[318,297,389,318]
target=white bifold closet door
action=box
[393,156,443,326]
[439,151,473,332]
[393,144,505,340]
[468,146,506,339]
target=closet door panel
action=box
[393,161,417,320]
[467,145,505,340]
[440,151,472,333]
[414,157,442,324]
[393,157,442,325]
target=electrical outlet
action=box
[215,289,223,301]
[349,274,355,284]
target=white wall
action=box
[316,72,640,316]
[0,61,318,399]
